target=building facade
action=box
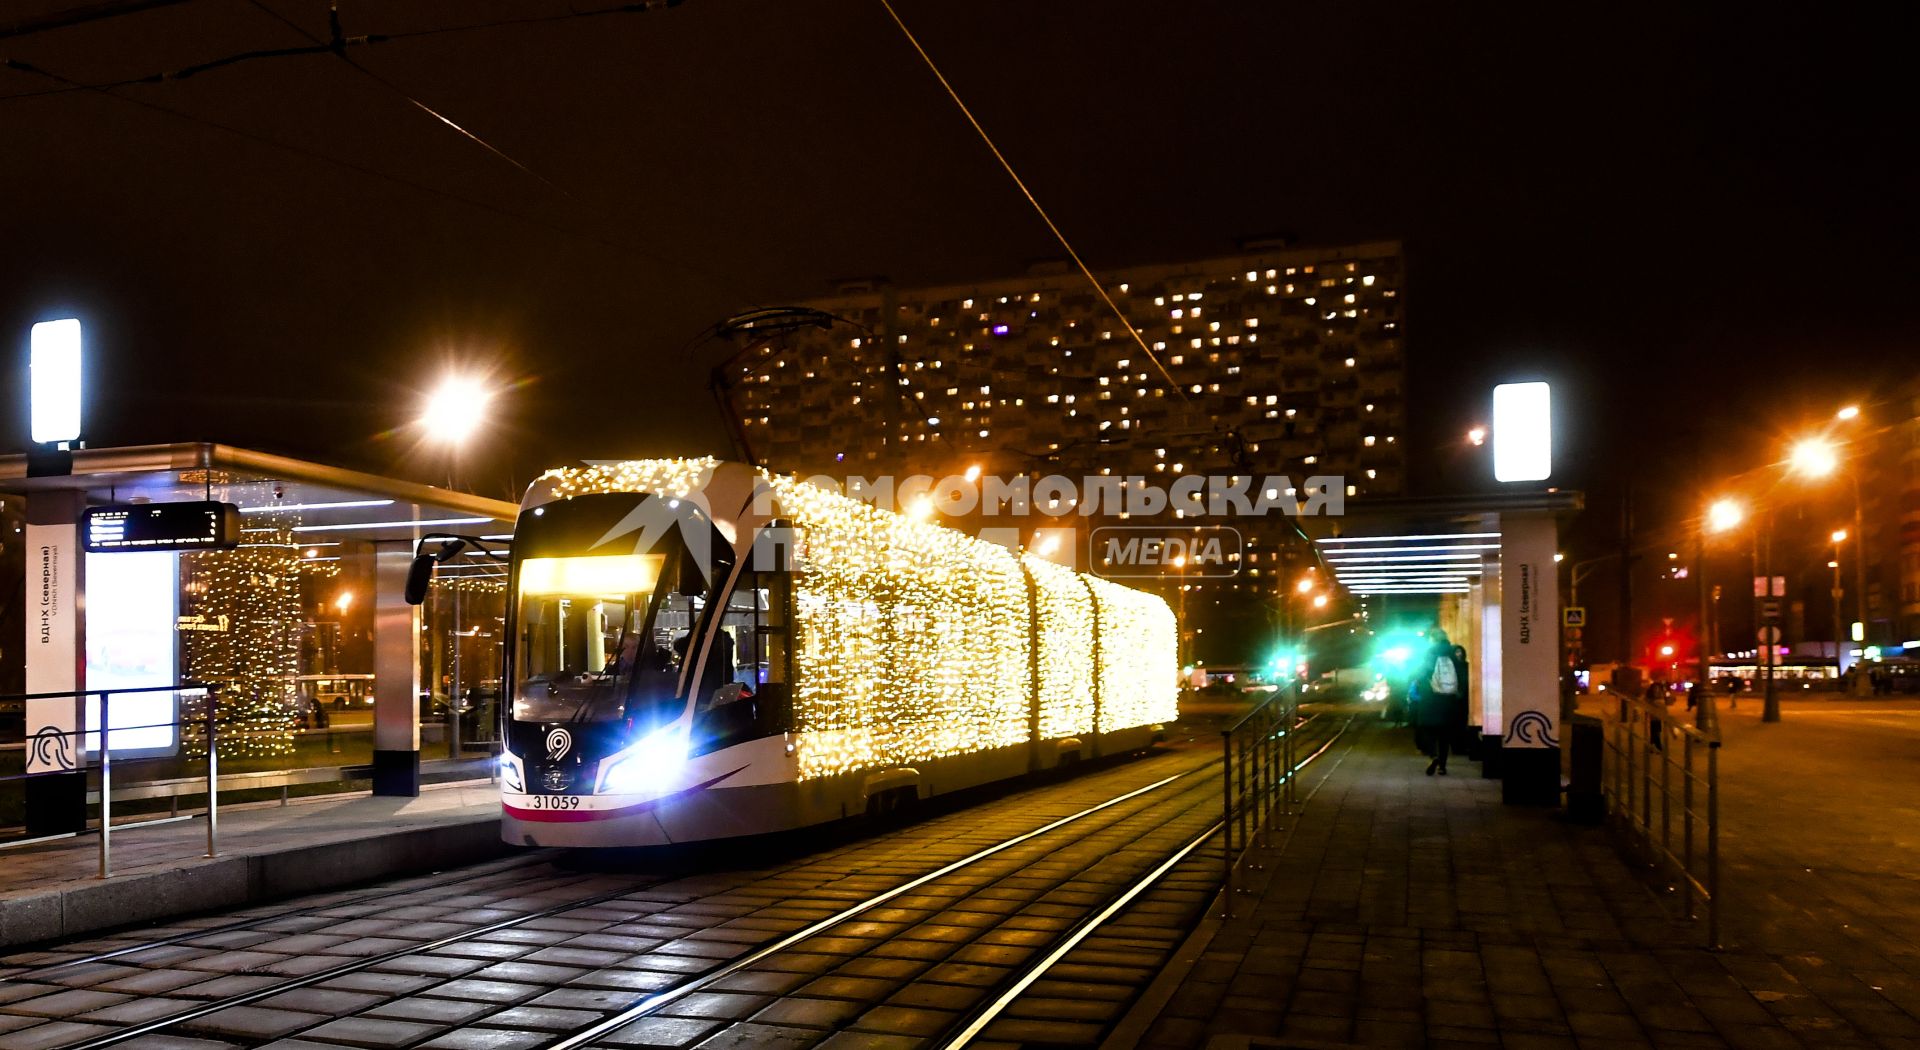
[721,240,1406,493]
[716,240,1408,665]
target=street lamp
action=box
[1699,495,1751,726]
[421,375,493,446]
[1831,529,1849,685]
[1789,425,1868,691]
[1707,498,1744,534]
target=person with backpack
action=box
[1412,629,1468,775]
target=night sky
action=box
[2,1,1914,535]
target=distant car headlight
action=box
[595,724,688,795]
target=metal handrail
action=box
[1599,691,1720,947]
[4,684,226,877]
[1220,688,1299,918]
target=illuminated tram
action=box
[465,459,1177,848]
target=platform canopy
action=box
[0,442,519,553]
[1304,490,1582,596]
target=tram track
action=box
[542,712,1353,1050]
[6,745,1225,1049]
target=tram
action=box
[435,459,1177,848]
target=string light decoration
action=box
[1083,573,1180,732]
[431,575,507,595]
[763,474,1030,779]
[544,457,720,503]
[534,460,1176,781]
[180,515,303,757]
[1021,552,1097,738]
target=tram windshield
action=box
[510,494,721,726]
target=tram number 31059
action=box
[520,795,583,810]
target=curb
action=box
[0,816,512,948]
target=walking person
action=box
[1414,630,1468,775]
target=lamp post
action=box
[1830,530,1848,687]
[420,373,494,759]
[1790,432,1868,692]
[1703,498,1745,727]
[1173,554,1188,674]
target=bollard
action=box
[99,693,111,880]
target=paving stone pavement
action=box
[1128,720,1920,1050]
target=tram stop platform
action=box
[0,780,506,949]
[1114,718,1920,1050]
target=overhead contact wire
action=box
[874,0,1187,404]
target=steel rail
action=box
[939,714,1356,1049]
[540,764,1207,1050]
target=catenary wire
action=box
[874,0,1186,405]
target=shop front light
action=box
[595,723,688,795]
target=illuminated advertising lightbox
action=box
[1492,382,1552,483]
[30,318,81,445]
[84,551,180,756]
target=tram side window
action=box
[699,570,788,715]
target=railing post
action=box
[1682,733,1696,919]
[205,700,220,858]
[1236,733,1249,849]
[1660,725,1672,860]
[1284,693,1297,810]
[98,692,111,880]
[1708,739,1720,949]
[1251,718,1265,849]
[1221,728,1233,919]
[1640,712,1653,839]
[1628,710,1643,833]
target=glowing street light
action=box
[1788,436,1839,479]
[1706,498,1745,534]
[1837,404,1861,421]
[1466,425,1487,447]
[1831,529,1848,545]
[421,375,493,445]
[1295,577,1315,594]
[963,463,982,483]
[1312,593,1329,609]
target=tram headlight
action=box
[595,724,688,795]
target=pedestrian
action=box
[1644,678,1667,751]
[1413,630,1468,775]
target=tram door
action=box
[693,570,789,752]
